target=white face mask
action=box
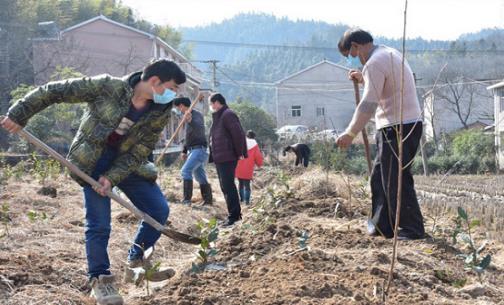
[171,108,183,116]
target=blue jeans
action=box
[181,148,209,184]
[83,149,169,279]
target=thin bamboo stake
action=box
[386,0,408,295]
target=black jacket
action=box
[183,109,207,153]
[284,143,311,167]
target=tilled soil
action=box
[0,168,503,305]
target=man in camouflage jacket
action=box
[1,59,186,305]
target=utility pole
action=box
[0,27,9,113]
[201,60,219,91]
[414,73,429,176]
[0,26,10,149]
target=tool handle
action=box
[352,80,373,175]
[0,116,201,244]
[155,92,204,164]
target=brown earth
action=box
[0,166,503,305]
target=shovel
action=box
[1,116,201,245]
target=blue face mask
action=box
[347,53,362,68]
[153,87,176,104]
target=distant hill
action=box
[180,13,504,108]
[458,27,504,41]
[180,13,340,63]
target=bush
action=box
[8,67,86,153]
[417,130,496,175]
[310,140,371,175]
[229,101,278,143]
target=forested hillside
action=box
[180,13,504,108]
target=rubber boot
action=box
[183,179,193,205]
[200,183,213,206]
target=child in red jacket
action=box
[235,130,264,204]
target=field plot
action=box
[0,167,503,305]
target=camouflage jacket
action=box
[7,72,172,186]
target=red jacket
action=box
[235,138,263,180]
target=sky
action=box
[121,0,504,40]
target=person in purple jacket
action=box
[208,93,247,227]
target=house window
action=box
[316,107,325,117]
[291,105,302,117]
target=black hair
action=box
[246,130,256,139]
[173,97,191,107]
[209,93,226,105]
[338,29,374,53]
[141,59,186,84]
[282,146,292,157]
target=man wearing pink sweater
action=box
[336,28,425,240]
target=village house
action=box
[275,60,375,143]
[488,80,504,170]
[31,15,207,152]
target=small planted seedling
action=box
[191,217,219,273]
[452,207,492,281]
[298,230,309,250]
[0,203,11,238]
[0,165,13,184]
[434,269,467,288]
[144,261,161,296]
[31,153,61,186]
[27,210,47,222]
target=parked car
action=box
[314,129,341,141]
[276,125,309,141]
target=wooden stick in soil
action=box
[386,0,408,295]
[1,117,201,245]
[155,92,204,165]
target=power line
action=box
[215,66,264,101]
[182,39,504,53]
[196,77,502,92]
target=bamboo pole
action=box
[386,0,409,295]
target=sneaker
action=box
[146,268,176,282]
[124,258,151,284]
[90,275,123,305]
[124,258,176,284]
[220,218,241,228]
[397,231,427,241]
